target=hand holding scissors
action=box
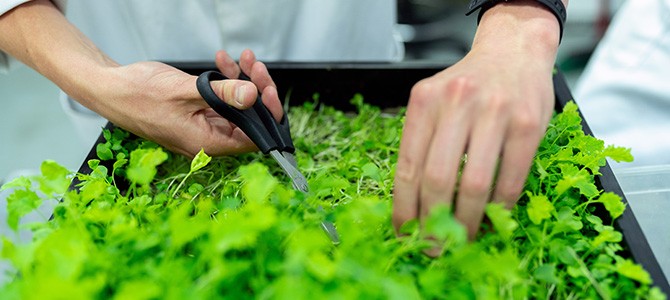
[197,70,341,244]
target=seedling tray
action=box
[73,62,669,293]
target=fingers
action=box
[492,112,546,209]
[215,49,283,121]
[209,80,258,109]
[239,49,277,89]
[240,49,283,121]
[454,97,508,239]
[393,69,550,243]
[215,50,241,79]
[417,80,471,221]
[260,85,283,122]
[394,76,502,242]
[392,80,438,231]
[211,50,257,109]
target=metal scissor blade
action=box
[269,150,340,244]
[269,150,308,192]
[280,151,299,172]
[320,214,341,245]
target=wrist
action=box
[471,0,561,65]
[468,0,567,43]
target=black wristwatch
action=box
[466,0,567,43]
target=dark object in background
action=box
[396,0,471,60]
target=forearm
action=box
[0,0,118,107]
[472,0,569,67]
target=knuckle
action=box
[422,167,451,190]
[395,154,420,185]
[512,109,543,134]
[444,76,475,96]
[459,173,491,198]
[442,76,477,106]
[250,61,267,79]
[410,76,482,109]
[485,94,511,115]
[408,79,435,108]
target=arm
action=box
[0,0,283,157]
[393,0,569,242]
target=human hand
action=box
[92,49,282,157]
[0,2,281,158]
[392,1,560,242]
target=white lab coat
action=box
[1,0,402,66]
[574,0,670,168]
[574,0,670,280]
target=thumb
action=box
[210,79,259,109]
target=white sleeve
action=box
[0,0,30,15]
[0,0,67,73]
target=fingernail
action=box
[234,85,247,108]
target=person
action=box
[0,0,568,240]
[573,0,670,279]
[574,0,670,169]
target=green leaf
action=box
[485,203,518,239]
[169,204,209,249]
[574,180,599,199]
[597,192,626,219]
[37,160,71,195]
[126,148,168,185]
[309,173,348,199]
[603,145,634,163]
[113,279,162,300]
[648,287,667,300]
[526,193,554,225]
[398,218,419,236]
[585,214,604,231]
[113,157,128,171]
[0,176,32,192]
[239,163,278,204]
[190,148,212,173]
[552,206,583,234]
[79,179,108,202]
[96,142,114,160]
[533,264,560,284]
[6,189,42,230]
[592,226,623,248]
[423,204,467,247]
[555,164,599,198]
[87,159,100,170]
[549,240,578,266]
[361,162,381,183]
[1,237,17,263]
[187,183,204,195]
[616,259,652,285]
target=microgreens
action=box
[0,96,664,299]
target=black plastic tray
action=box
[74,62,669,293]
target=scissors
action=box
[196,70,340,244]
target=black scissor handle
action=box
[196,71,294,154]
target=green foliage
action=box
[126,148,168,186]
[0,99,664,299]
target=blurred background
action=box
[0,0,626,182]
